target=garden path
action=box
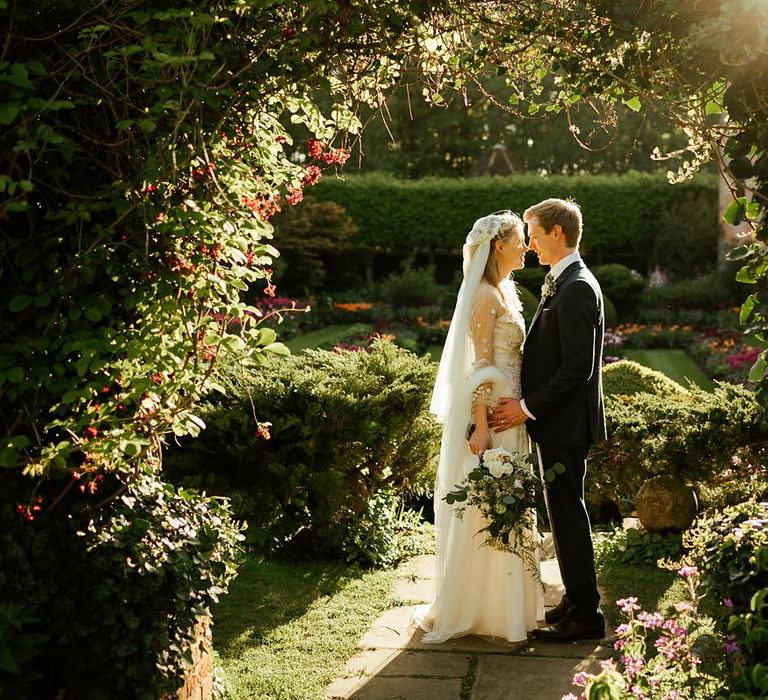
[326,534,615,700]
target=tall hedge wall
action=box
[310,172,718,270]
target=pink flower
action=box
[306,139,325,158]
[301,164,322,187]
[617,596,641,614]
[723,598,734,608]
[678,565,698,578]
[286,187,304,205]
[571,672,590,686]
[622,654,645,678]
[637,611,663,629]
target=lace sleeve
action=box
[470,284,501,404]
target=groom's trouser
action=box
[536,443,601,622]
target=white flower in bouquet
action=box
[443,446,543,582]
[483,446,514,478]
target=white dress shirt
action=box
[520,252,582,420]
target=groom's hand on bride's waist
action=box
[488,398,528,432]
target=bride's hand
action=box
[468,427,491,456]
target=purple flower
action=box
[622,654,645,678]
[571,672,590,687]
[614,623,630,636]
[723,598,734,608]
[678,565,698,578]
[724,640,740,654]
[561,694,579,700]
[600,659,617,672]
[617,596,641,614]
[614,638,627,651]
[637,611,663,629]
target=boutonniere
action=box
[541,272,557,301]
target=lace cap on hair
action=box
[465,212,518,247]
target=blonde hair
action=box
[523,198,582,247]
[482,212,524,287]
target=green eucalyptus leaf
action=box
[9,294,32,311]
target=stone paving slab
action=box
[470,655,604,700]
[327,676,462,700]
[540,559,565,607]
[517,640,613,659]
[395,555,435,580]
[343,649,470,678]
[392,577,433,603]
[538,532,556,561]
[360,606,529,652]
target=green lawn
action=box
[597,559,687,629]
[285,323,374,353]
[623,348,714,391]
[212,558,395,700]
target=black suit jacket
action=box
[521,260,607,448]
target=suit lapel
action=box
[527,260,584,333]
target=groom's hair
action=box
[523,198,582,248]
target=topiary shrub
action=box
[602,360,688,397]
[0,471,243,700]
[164,340,440,566]
[592,263,645,318]
[377,262,442,307]
[651,191,720,280]
[643,271,742,311]
[590,381,767,512]
[270,200,358,296]
[603,295,619,328]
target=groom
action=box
[489,198,606,642]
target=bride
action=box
[414,212,544,644]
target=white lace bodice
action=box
[470,281,525,399]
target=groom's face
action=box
[526,217,555,266]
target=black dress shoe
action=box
[532,611,605,642]
[544,597,572,625]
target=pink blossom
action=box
[637,611,663,629]
[571,672,590,686]
[678,565,698,578]
[617,596,641,614]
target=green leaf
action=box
[623,96,641,112]
[0,104,19,124]
[84,306,101,322]
[6,367,23,383]
[724,197,748,226]
[263,342,290,356]
[751,664,768,692]
[9,294,32,311]
[726,245,753,261]
[729,156,755,179]
[119,439,146,457]
[259,328,277,345]
[0,448,18,467]
[749,354,767,383]
[138,118,156,133]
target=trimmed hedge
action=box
[164,340,440,566]
[602,359,689,397]
[311,172,718,271]
[590,361,767,506]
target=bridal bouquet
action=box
[444,447,541,578]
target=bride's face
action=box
[495,228,528,273]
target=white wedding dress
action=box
[414,280,544,644]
